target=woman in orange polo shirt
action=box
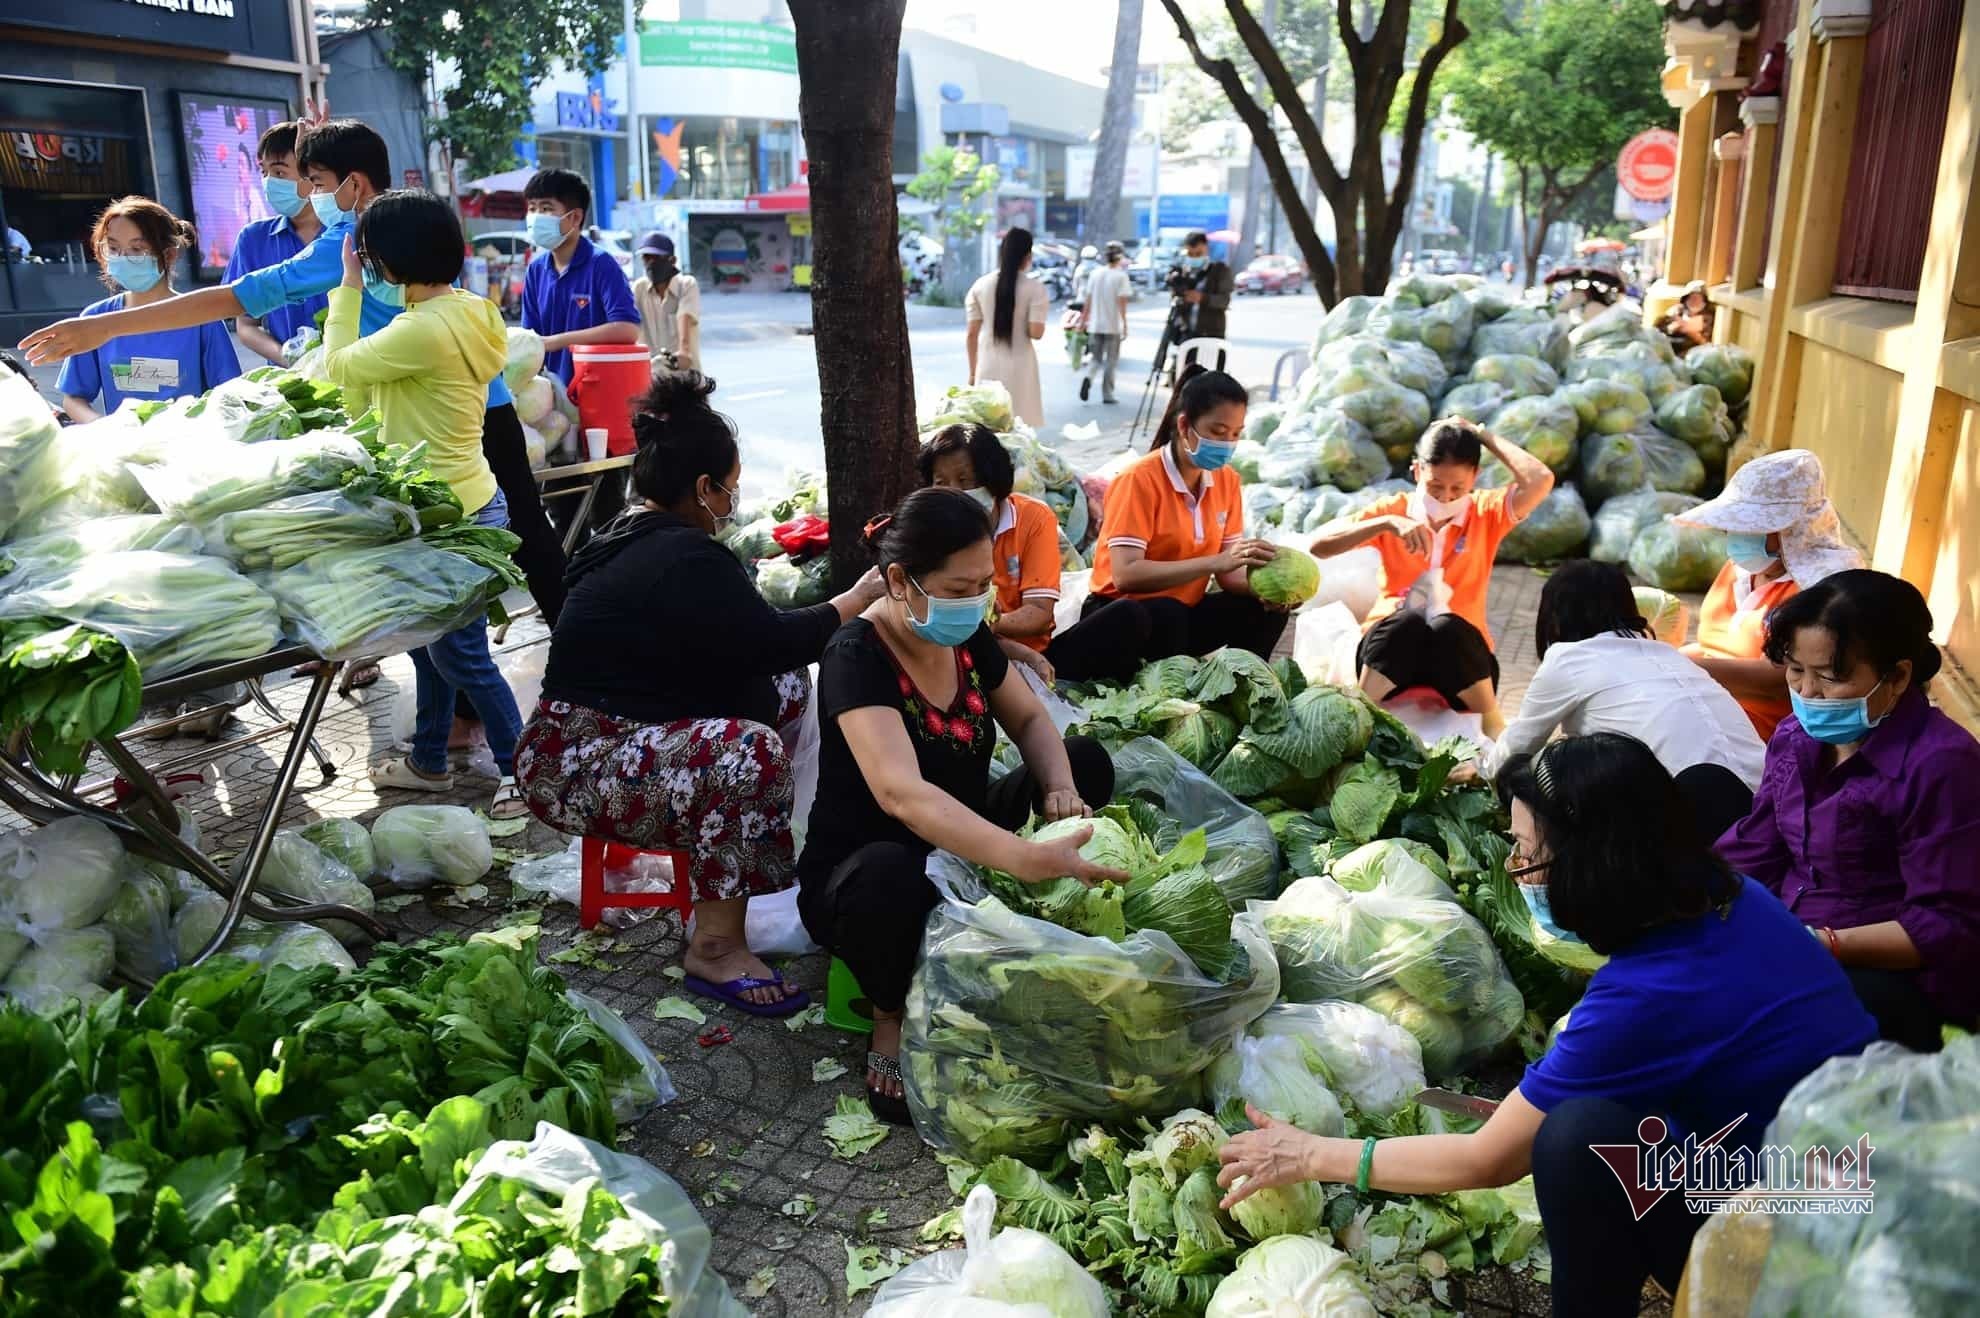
[1308,418,1555,737]
[1061,366,1287,683]
[1669,449,1862,741]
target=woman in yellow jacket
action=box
[321,190,527,818]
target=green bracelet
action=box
[1355,1135,1378,1195]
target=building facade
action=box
[1654,0,1980,730]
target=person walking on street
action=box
[965,228,1048,428]
[1080,241,1132,404]
[631,232,701,373]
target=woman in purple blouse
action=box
[1718,569,1980,1051]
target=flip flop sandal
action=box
[488,776,529,821]
[368,755,455,793]
[865,1052,912,1125]
[681,972,813,1019]
[343,662,382,689]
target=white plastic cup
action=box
[584,428,609,461]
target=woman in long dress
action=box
[965,228,1049,427]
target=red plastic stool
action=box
[578,838,694,930]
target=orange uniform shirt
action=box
[1355,486,1519,647]
[1686,561,1800,741]
[993,492,1063,652]
[1089,446,1244,607]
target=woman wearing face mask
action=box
[798,487,1123,1121]
[1068,366,1287,682]
[1309,418,1555,738]
[1215,733,1875,1316]
[1718,570,1980,1052]
[57,197,240,422]
[517,370,887,1016]
[1671,449,1863,741]
[965,227,1050,427]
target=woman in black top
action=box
[799,487,1123,1122]
[516,371,883,1016]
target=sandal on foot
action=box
[865,1052,912,1125]
[489,776,528,821]
[682,972,812,1018]
[368,755,454,793]
[343,662,381,689]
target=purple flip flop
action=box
[682,973,812,1018]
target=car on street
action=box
[1235,253,1307,295]
[1420,247,1464,275]
[1127,243,1183,292]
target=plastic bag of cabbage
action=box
[1629,517,1728,592]
[906,829,1279,1165]
[1254,874,1523,1077]
[370,803,493,888]
[867,1185,1109,1318]
[1103,736,1282,906]
[1589,484,1702,562]
[1245,999,1426,1119]
[1686,343,1756,408]
[1494,484,1591,564]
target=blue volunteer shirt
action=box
[521,237,640,383]
[223,214,330,345]
[1521,875,1877,1153]
[230,215,514,409]
[56,293,241,413]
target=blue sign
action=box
[1133,193,1231,238]
[555,77,620,133]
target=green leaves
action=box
[0,618,142,774]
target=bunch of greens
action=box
[204,490,419,571]
[243,363,346,428]
[0,617,141,774]
[0,372,69,539]
[132,433,374,522]
[339,438,465,532]
[261,538,509,660]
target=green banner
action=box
[638,21,798,74]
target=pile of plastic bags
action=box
[502,328,580,466]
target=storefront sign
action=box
[1618,128,1681,203]
[1065,144,1159,200]
[638,22,798,75]
[2,130,136,194]
[9,0,296,61]
[786,214,811,236]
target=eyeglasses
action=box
[1507,845,1549,879]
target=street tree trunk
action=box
[789,0,920,589]
[1087,0,1146,244]
[1234,0,1279,269]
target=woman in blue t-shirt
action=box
[57,196,239,422]
[1214,733,1878,1314]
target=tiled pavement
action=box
[19,573,1688,1316]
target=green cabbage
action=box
[1472,314,1571,370]
[1685,343,1755,406]
[0,817,126,930]
[1418,294,1475,357]
[1250,547,1321,608]
[265,923,357,975]
[1577,432,1649,505]
[502,328,545,393]
[1121,866,1236,978]
[1,927,114,1009]
[1488,394,1580,473]
[1206,1034,1345,1136]
[1654,383,1730,444]
[1633,586,1690,646]
[1360,986,1467,1077]
[297,817,377,878]
[1437,381,1511,425]
[1206,1235,1377,1318]
[1589,485,1702,562]
[924,382,1016,432]
[1627,518,1728,592]
[1173,1165,1239,1266]
[1243,406,1285,445]
[99,865,174,982]
[1228,1178,1329,1243]
[1628,426,1708,494]
[1326,761,1402,843]
[1247,1001,1425,1117]
[1256,432,1326,488]
[370,804,493,888]
[1310,409,1390,491]
[1564,378,1653,437]
[1329,838,1452,896]
[1465,354,1560,399]
[1127,1108,1230,1188]
[1228,439,1268,483]
[1335,382,1432,458]
[1159,703,1240,771]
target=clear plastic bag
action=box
[1245,1000,1426,1118]
[867,1184,1109,1318]
[904,869,1279,1165]
[130,432,372,521]
[1,514,206,593]
[0,550,282,681]
[1253,875,1521,1077]
[448,1120,745,1318]
[255,830,378,945]
[260,538,499,661]
[370,804,493,888]
[0,372,81,539]
[204,489,418,571]
[1206,1031,1347,1135]
[510,836,675,931]
[1589,484,1701,563]
[297,817,376,878]
[98,861,177,982]
[0,816,126,931]
[1109,736,1283,907]
[565,988,678,1119]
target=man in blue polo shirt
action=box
[225,120,328,366]
[519,168,640,383]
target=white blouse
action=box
[1482,632,1767,788]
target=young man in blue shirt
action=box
[19,120,568,633]
[225,120,327,366]
[519,168,641,383]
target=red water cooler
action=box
[566,345,653,457]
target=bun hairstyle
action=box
[862,486,992,580]
[1150,363,1248,453]
[89,196,195,290]
[1762,567,1945,686]
[629,370,739,507]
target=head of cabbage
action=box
[1207,1034,1345,1136]
[1205,1235,1377,1318]
[1250,547,1321,609]
[370,804,493,888]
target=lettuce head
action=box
[1207,1235,1377,1318]
[1249,546,1321,608]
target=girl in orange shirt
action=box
[1065,366,1288,682]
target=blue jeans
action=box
[410,490,524,777]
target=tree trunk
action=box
[1517,165,1541,287]
[789,0,920,589]
[1087,0,1146,245]
[1233,0,1279,270]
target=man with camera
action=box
[1165,230,1234,341]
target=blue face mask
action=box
[363,268,406,309]
[310,176,352,227]
[1183,254,1208,270]
[262,176,306,219]
[1184,427,1235,472]
[1517,879,1585,947]
[1724,531,1775,574]
[106,254,164,293]
[906,576,990,647]
[526,211,571,250]
[1790,681,1888,746]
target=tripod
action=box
[1127,301,1192,451]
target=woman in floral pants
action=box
[515,370,883,1015]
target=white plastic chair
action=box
[1175,337,1231,375]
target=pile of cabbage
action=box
[501,328,581,467]
[0,368,524,766]
[1247,278,1756,575]
[921,382,1098,561]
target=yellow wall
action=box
[1789,341,1904,547]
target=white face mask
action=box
[1419,489,1466,521]
[963,487,995,513]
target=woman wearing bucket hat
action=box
[1672,450,1863,741]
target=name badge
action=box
[113,356,181,393]
[1006,554,1021,578]
[1216,510,1229,527]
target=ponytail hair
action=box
[629,370,739,507]
[863,487,991,579]
[993,228,1033,346]
[1150,364,1248,452]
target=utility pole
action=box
[625,0,648,204]
[1233,0,1278,269]
[1467,153,1493,260]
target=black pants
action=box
[482,403,566,627]
[1672,763,1755,846]
[1356,610,1498,708]
[1532,1096,1707,1315]
[1052,592,1289,685]
[797,735,1115,1013]
[1847,967,1947,1053]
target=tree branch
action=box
[1225,0,1345,202]
[1161,0,1340,301]
[1336,0,1366,74]
[1375,0,1470,258]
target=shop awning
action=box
[464,166,536,194]
[745,179,811,213]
